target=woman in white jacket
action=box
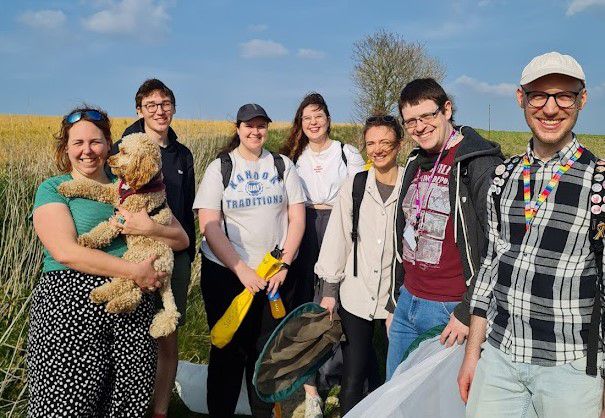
[316,115,404,414]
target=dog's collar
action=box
[118,173,165,204]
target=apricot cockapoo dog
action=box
[58,132,179,338]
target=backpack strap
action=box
[218,152,233,239]
[270,152,285,182]
[351,171,369,277]
[491,155,523,233]
[341,142,348,166]
[587,159,605,376]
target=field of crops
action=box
[1,114,604,417]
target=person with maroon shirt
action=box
[385,78,503,379]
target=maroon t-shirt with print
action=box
[401,142,466,302]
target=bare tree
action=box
[352,30,446,120]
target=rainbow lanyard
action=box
[413,129,458,232]
[522,146,584,231]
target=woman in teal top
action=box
[27,107,189,418]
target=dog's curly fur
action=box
[58,132,179,338]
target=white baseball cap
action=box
[520,51,585,86]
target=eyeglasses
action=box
[522,89,582,109]
[64,110,105,124]
[366,115,396,124]
[141,101,174,113]
[402,109,441,130]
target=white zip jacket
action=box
[314,166,404,320]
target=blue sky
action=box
[1,0,605,133]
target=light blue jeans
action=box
[386,285,458,380]
[467,343,603,418]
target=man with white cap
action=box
[458,51,604,417]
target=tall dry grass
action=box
[2,114,604,417]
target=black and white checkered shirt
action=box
[470,136,601,366]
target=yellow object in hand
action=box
[210,247,283,348]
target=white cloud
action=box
[82,0,170,37]
[18,10,66,30]
[592,82,605,97]
[455,75,517,97]
[297,48,326,59]
[239,39,288,59]
[567,0,605,15]
[248,24,268,32]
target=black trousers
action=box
[201,255,278,418]
[288,208,343,391]
[289,207,332,307]
[339,307,385,415]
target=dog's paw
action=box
[149,309,180,338]
[57,181,77,197]
[77,234,96,248]
[105,288,142,313]
[90,286,111,304]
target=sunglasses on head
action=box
[64,110,105,124]
[366,115,396,124]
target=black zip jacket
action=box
[388,126,503,325]
[107,119,196,260]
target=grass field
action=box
[1,114,604,417]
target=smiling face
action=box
[401,99,453,153]
[237,117,269,155]
[301,104,330,143]
[66,120,110,179]
[364,125,401,171]
[517,73,586,152]
[136,90,174,135]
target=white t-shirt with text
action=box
[193,149,305,269]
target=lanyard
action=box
[413,129,458,231]
[522,146,584,231]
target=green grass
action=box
[2,116,605,417]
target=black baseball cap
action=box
[236,103,272,123]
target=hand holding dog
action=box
[130,254,166,291]
[111,207,155,236]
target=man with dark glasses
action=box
[386,78,503,380]
[108,79,196,418]
[459,52,604,418]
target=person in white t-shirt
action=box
[194,103,306,418]
[280,92,364,417]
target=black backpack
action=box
[490,155,604,376]
[218,151,285,239]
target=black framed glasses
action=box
[141,101,174,113]
[522,89,582,109]
[402,108,441,129]
[366,115,396,124]
[64,110,105,124]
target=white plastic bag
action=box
[345,336,466,418]
[175,360,252,415]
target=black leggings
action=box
[201,256,278,418]
[339,307,385,415]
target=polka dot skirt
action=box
[27,270,157,417]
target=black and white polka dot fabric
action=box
[27,270,157,417]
